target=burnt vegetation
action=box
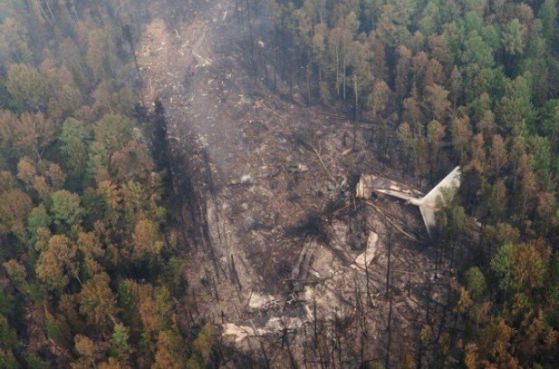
[0,0,559,369]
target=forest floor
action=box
[137,0,456,366]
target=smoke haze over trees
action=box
[0,0,559,369]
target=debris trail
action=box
[138,1,457,366]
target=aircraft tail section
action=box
[355,166,461,237]
[416,166,461,236]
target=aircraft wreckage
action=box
[356,167,462,236]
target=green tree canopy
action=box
[50,190,83,231]
[6,64,50,112]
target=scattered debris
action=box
[222,317,303,343]
[357,167,461,236]
[248,292,275,309]
[356,174,423,201]
[240,174,252,184]
[287,163,308,173]
[222,323,260,342]
[297,163,308,172]
[139,9,461,365]
[264,317,303,331]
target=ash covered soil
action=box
[138,0,456,365]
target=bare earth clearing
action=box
[138,1,455,366]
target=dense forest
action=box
[1,0,559,369]
[258,0,559,368]
[0,2,215,369]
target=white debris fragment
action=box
[309,270,320,278]
[264,317,303,331]
[222,317,303,343]
[240,174,252,184]
[297,163,308,172]
[352,232,379,270]
[222,323,259,342]
[196,135,208,147]
[248,292,275,309]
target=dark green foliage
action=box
[27,205,50,237]
[50,190,83,232]
[59,118,90,189]
[464,267,487,301]
[23,355,49,369]
[0,289,15,317]
[82,188,107,229]
[110,323,130,362]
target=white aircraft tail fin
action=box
[416,166,461,236]
[355,166,461,237]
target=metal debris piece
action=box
[352,232,379,270]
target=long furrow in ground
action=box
[138,2,453,366]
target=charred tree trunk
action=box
[385,274,394,369]
[386,231,393,297]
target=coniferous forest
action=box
[1,0,559,369]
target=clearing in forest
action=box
[138,0,456,365]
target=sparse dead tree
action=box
[385,273,394,369]
[281,326,298,369]
[386,230,393,297]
